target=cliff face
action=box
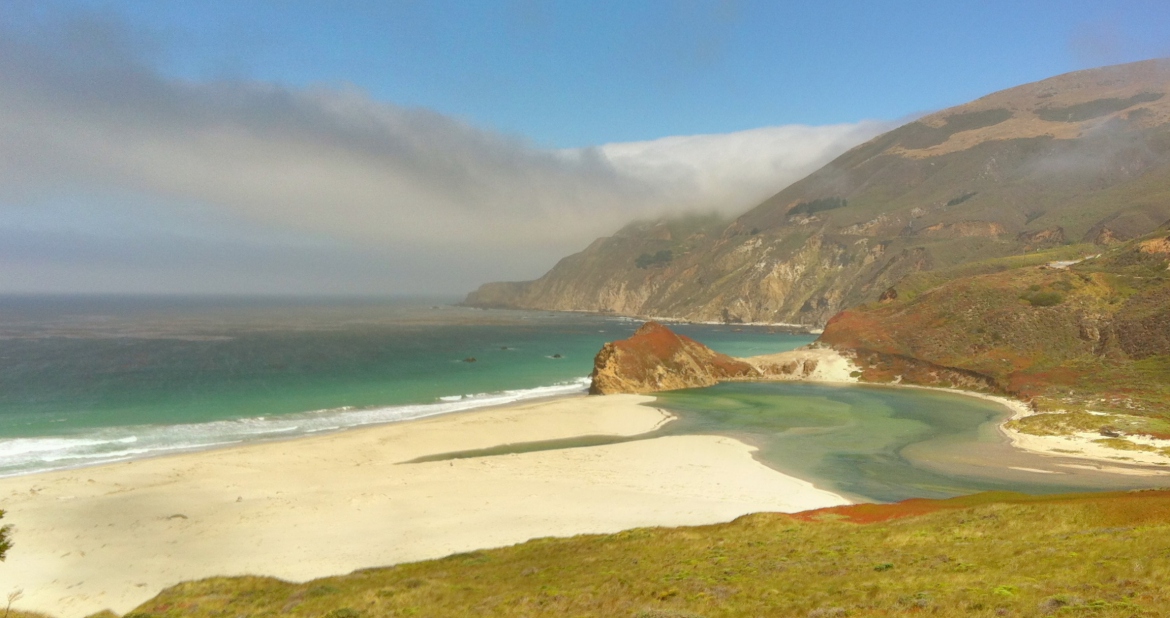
[588,321,758,395]
[467,59,1170,327]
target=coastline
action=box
[0,392,848,618]
[745,346,1170,473]
[0,376,598,480]
[464,304,823,334]
[872,380,1170,473]
[5,342,1166,617]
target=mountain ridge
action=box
[466,59,1170,327]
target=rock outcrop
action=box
[743,348,860,382]
[589,322,759,395]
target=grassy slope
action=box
[38,490,1169,618]
[819,230,1170,441]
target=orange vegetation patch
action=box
[820,310,897,353]
[790,490,1170,525]
[590,321,758,394]
[609,322,755,377]
[1138,236,1170,255]
[612,321,689,360]
[1008,366,1085,393]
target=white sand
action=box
[1003,428,1170,470]
[744,346,862,383]
[0,394,847,618]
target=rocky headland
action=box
[588,321,859,395]
[588,321,758,394]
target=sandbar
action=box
[0,394,847,618]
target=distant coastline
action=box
[458,303,825,334]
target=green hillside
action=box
[819,228,1170,444]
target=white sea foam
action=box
[0,376,592,478]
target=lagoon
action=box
[657,382,1168,502]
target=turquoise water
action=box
[0,295,813,476]
[5,295,1159,501]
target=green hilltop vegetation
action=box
[466,59,1170,327]
[17,490,1170,618]
[819,227,1170,447]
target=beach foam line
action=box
[0,376,593,478]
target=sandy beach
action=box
[996,397,1170,470]
[0,394,848,618]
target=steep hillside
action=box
[819,228,1170,443]
[467,59,1170,326]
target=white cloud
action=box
[0,18,890,294]
[598,122,892,214]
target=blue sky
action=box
[0,1,1167,294]
[11,0,1170,147]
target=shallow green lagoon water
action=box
[655,382,1169,502]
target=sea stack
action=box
[589,321,759,395]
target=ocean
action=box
[0,295,814,477]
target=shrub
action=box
[0,509,10,561]
[789,197,847,216]
[1021,291,1064,307]
[946,191,977,207]
[636,250,673,269]
[1036,92,1163,122]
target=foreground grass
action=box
[89,490,1170,618]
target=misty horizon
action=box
[1,3,1167,296]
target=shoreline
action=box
[742,346,1170,474]
[460,304,823,334]
[873,382,1170,473]
[5,344,1166,617]
[0,377,597,480]
[0,392,848,618]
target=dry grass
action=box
[102,490,1170,618]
